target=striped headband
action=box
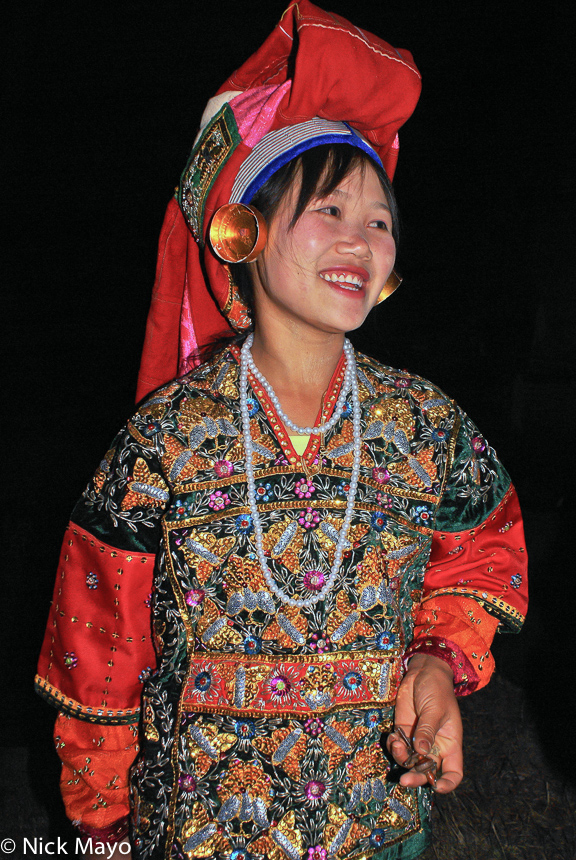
[229,118,384,205]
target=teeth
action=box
[320,273,363,288]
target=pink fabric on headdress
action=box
[231,81,292,149]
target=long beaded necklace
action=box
[239,334,362,608]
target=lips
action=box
[319,267,370,292]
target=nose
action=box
[335,227,372,259]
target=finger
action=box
[432,767,462,794]
[387,727,414,765]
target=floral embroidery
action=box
[214,459,235,478]
[412,505,432,525]
[371,511,387,532]
[61,348,520,860]
[295,478,315,499]
[63,652,77,669]
[298,507,321,529]
[255,482,272,502]
[209,490,231,510]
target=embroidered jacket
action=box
[37,348,527,860]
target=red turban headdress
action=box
[136,0,421,402]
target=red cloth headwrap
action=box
[136,0,421,402]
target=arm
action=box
[389,407,528,788]
[37,415,169,841]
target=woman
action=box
[37,4,527,859]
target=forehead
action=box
[275,160,388,223]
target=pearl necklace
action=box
[244,333,354,435]
[239,336,362,608]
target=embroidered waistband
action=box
[182,652,402,717]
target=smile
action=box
[319,272,364,291]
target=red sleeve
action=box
[55,713,138,840]
[36,522,156,722]
[405,486,528,695]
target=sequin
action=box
[183,823,218,851]
[271,830,301,860]
[331,612,359,642]
[130,482,169,501]
[272,728,303,764]
[389,797,413,821]
[277,614,305,644]
[272,521,298,556]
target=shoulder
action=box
[128,350,240,445]
[355,350,455,407]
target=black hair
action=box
[230,143,399,318]
[195,143,399,365]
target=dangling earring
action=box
[209,203,267,263]
[376,270,402,304]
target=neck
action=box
[249,325,346,430]
[250,326,345,395]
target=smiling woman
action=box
[36,3,527,859]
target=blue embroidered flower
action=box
[255,482,272,502]
[139,666,152,683]
[510,573,522,589]
[235,513,254,534]
[173,499,194,520]
[342,670,363,691]
[431,427,449,443]
[246,398,259,417]
[86,571,99,589]
[413,505,432,525]
[341,401,353,418]
[234,719,256,740]
[369,829,386,848]
[363,708,383,728]
[243,634,262,655]
[230,850,254,860]
[337,480,351,497]
[370,511,387,532]
[375,630,396,650]
[140,419,162,438]
[194,670,212,692]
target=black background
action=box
[3,0,574,830]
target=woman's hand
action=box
[388,653,463,794]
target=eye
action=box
[317,205,340,217]
[369,219,391,231]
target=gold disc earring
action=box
[376,270,402,304]
[208,203,267,263]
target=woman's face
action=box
[249,161,396,340]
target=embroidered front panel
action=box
[125,351,479,859]
[56,349,514,860]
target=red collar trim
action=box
[229,345,347,468]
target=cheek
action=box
[290,219,333,261]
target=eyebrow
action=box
[327,188,391,212]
